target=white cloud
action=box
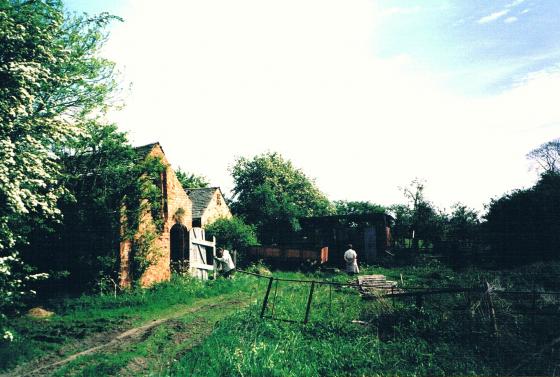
[478,9,510,24]
[102,0,560,211]
[504,16,518,23]
[506,0,525,8]
[520,8,530,14]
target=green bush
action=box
[205,217,259,266]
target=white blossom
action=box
[3,331,14,342]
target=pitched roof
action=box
[185,187,220,218]
[134,142,162,160]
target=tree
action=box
[175,168,210,189]
[483,172,560,264]
[205,217,258,266]
[393,179,445,249]
[230,152,333,243]
[334,200,385,215]
[0,0,120,339]
[527,138,560,174]
[445,203,480,243]
[22,123,137,289]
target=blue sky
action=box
[62,0,560,211]
[373,0,560,95]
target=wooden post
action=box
[486,282,499,338]
[304,282,316,324]
[260,277,274,318]
[270,279,280,318]
[212,236,217,280]
[415,294,423,309]
[532,286,537,346]
[329,284,332,316]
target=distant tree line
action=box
[225,141,560,269]
[1,0,559,344]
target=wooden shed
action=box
[246,213,393,268]
[298,213,393,265]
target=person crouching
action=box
[215,247,235,278]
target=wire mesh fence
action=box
[238,269,560,376]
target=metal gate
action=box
[188,227,216,280]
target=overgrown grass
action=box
[3,261,560,376]
[170,261,560,377]
[0,274,258,372]
[52,302,246,377]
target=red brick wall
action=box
[119,144,193,288]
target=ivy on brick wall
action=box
[121,155,167,284]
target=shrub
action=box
[205,217,259,266]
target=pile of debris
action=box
[356,274,400,299]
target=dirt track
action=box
[4,296,248,377]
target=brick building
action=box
[186,187,232,228]
[119,143,193,288]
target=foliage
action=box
[0,255,48,343]
[4,264,560,375]
[391,179,445,249]
[20,123,135,291]
[333,200,385,215]
[445,203,480,242]
[527,138,560,174]
[205,217,259,266]
[119,154,167,284]
[0,0,120,339]
[172,265,558,376]
[230,152,333,243]
[0,274,258,372]
[171,264,560,377]
[175,168,209,189]
[483,172,560,263]
[20,126,167,291]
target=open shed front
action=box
[298,213,393,266]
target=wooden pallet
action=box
[357,274,400,298]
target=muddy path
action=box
[4,296,249,377]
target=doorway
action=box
[170,223,188,272]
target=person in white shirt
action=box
[343,244,359,275]
[215,247,235,278]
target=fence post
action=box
[485,282,499,339]
[415,294,423,309]
[212,236,217,280]
[532,285,537,347]
[329,284,332,317]
[271,278,280,319]
[304,281,316,324]
[260,277,274,318]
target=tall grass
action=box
[170,262,560,377]
[0,274,257,372]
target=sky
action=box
[64,0,560,212]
